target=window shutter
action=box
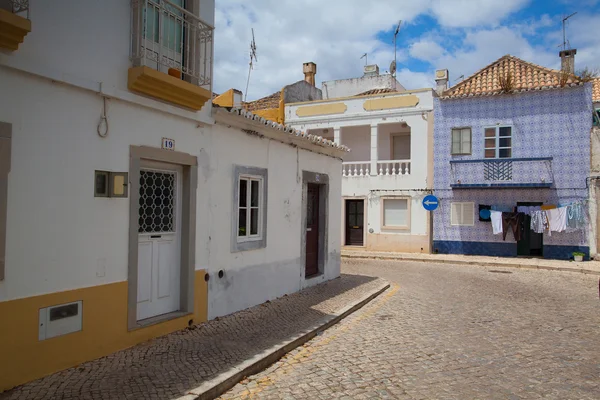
[451,202,474,226]
[384,199,408,226]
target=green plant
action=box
[572,251,585,257]
[497,72,514,93]
[575,67,599,83]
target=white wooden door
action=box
[137,163,182,321]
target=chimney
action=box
[435,69,449,95]
[559,49,577,74]
[363,64,379,76]
[303,62,317,86]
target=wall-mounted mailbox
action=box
[39,300,82,340]
[95,171,128,198]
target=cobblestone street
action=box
[221,260,600,399]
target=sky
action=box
[213,0,600,101]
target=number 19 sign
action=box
[161,137,175,151]
[422,194,439,211]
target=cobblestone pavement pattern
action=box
[221,260,600,399]
[0,275,384,400]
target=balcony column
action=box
[333,127,341,145]
[370,124,378,176]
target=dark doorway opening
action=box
[345,199,364,246]
[517,202,543,257]
[305,183,320,277]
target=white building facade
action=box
[285,72,435,253]
[0,0,344,391]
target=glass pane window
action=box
[451,128,471,155]
[238,176,262,239]
[484,126,513,159]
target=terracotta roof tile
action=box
[212,104,350,154]
[593,78,600,102]
[356,88,398,96]
[244,90,281,112]
[442,55,583,99]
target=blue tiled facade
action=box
[433,84,593,260]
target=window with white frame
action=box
[451,127,471,155]
[238,176,262,239]
[450,202,475,226]
[382,198,410,229]
[484,126,512,158]
[232,166,268,252]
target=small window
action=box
[238,176,262,239]
[382,198,410,229]
[451,128,471,155]
[484,126,512,159]
[593,109,600,126]
[232,166,268,252]
[450,202,475,226]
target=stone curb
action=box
[175,280,391,400]
[342,254,600,276]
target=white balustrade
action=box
[376,160,411,176]
[342,162,370,177]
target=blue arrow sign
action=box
[422,195,439,211]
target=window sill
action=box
[127,66,211,111]
[131,310,192,331]
[382,226,410,231]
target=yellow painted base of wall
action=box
[363,233,431,253]
[0,270,208,392]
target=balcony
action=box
[129,0,213,110]
[0,0,31,51]
[342,160,411,177]
[449,157,553,188]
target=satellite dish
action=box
[390,60,396,75]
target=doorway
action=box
[345,199,364,246]
[137,162,183,320]
[517,202,543,257]
[305,183,320,277]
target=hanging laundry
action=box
[566,202,587,232]
[547,207,567,232]
[490,210,503,235]
[502,212,524,241]
[530,210,546,233]
[517,206,541,215]
[541,205,557,210]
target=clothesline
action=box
[487,200,588,241]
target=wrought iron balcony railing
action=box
[131,0,213,89]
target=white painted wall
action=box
[0,68,342,319]
[321,74,406,99]
[0,1,342,320]
[1,0,214,124]
[285,90,434,250]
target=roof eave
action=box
[212,107,349,159]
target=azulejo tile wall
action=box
[433,84,593,256]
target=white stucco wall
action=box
[321,74,406,99]
[285,91,434,251]
[0,68,342,319]
[0,0,342,319]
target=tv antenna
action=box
[360,53,368,66]
[561,12,577,51]
[244,28,258,102]
[392,20,401,78]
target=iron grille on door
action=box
[484,161,513,181]
[138,170,176,233]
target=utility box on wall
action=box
[38,301,82,340]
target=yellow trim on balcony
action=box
[363,95,419,111]
[0,9,31,51]
[295,102,347,117]
[128,66,211,111]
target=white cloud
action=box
[409,40,446,62]
[213,1,598,101]
[428,0,530,28]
